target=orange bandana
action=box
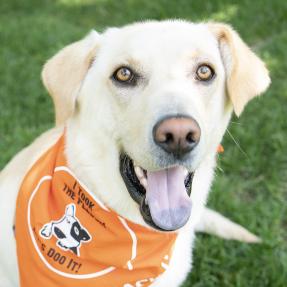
[15,134,177,287]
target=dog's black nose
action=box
[153,115,201,158]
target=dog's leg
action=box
[195,207,261,243]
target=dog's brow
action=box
[186,50,201,59]
[114,57,144,73]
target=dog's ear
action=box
[207,23,271,116]
[42,31,100,125]
[65,204,75,217]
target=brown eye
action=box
[196,64,215,81]
[113,67,134,83]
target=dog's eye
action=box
[74,226,80,236]
[196,64,215,81]
[113,67,134,83]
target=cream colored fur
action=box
[0,20,270,287]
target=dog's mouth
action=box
[120,154,193,232]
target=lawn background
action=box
[0,0,286,286]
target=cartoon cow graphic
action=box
[40,204,91,256]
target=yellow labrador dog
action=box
[0,20,270,287]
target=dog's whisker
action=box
[230,121,243,125]
[226,129,249,159]
[216,165,224,173]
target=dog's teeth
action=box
[140,178,147,188]
[184,169,189,176]
[135,166,144,178]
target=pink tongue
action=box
[146,166,192,231]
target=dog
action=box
[0,20,270,287]
[40,203,91,256]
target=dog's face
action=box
[90,23,225,169]
[53,205,90,246]
[41,204,91,256]
[42,21,270,232]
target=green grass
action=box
[0,0,286,286]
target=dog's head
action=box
[53,204,90,247]
[42,21,270,232]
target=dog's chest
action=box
[15,134,177,287]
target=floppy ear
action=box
[208,23,271,116]
[42,31,100,125]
